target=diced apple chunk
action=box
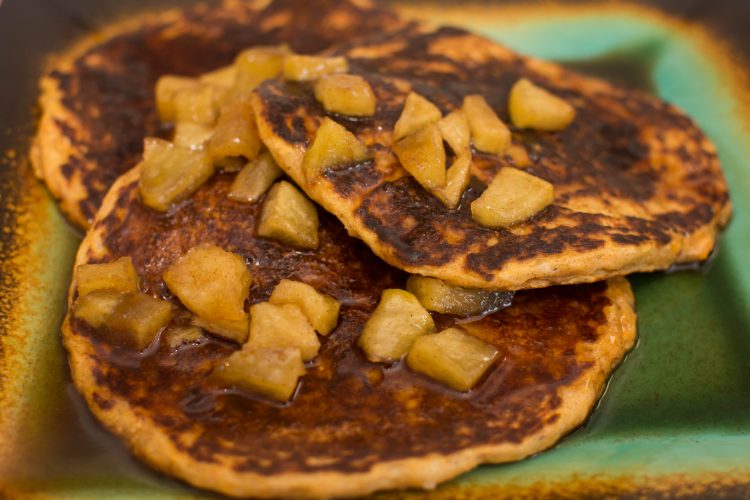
[211,346,305,402]
[438,110,470,153]
[233,45,289,92]
[191,316,251,343]
[463,94,510,155]
[155,75,199,123]
[303,118,370,181]
[173,122,214,151]
[107,292,173,350]
[164,325,204,350]
[72,290,125,329]
[257,181,319,250]
[76,256,138,297]
[507,143,531,168]
[163,244,251,343]
[313,74,376,116]
[269,279,340,335]
[138,138,214,212]
[247,302,320,361]
[509,78,575,131]
[471,167,554,229]
[173,84,224,126]
[228,152,284,204]
[406,275,512,317]
[393,124,446,190]
[207,101,262,168]
[199,65,237,88]
[358,289,435,363]
[407,327,498,391]
[393,92,442,141]
[283,55,348,81]
[429,151,471,209]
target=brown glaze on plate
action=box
[63,166,635,498]
[253,25,732,291]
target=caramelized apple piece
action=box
[358,289,435,363]
[463,94,510,155]
[164,325,205,350]
[191,316,251,343]
[173,122,214,151]
[269,279,340,335]
[233,45,290,92]
[313,74,376,116]
[407,327,498,391]
[283,55,348,81]
[303,118,370,181]
[72,290,125,329]
[173,84,224,126]
[155,75,198,122]
[406,275,513,317]
[509,78,575,131]
[438,110,470,153]
[76,256,138,297]
[248,302,320,361]
[207,101,262,168]
[507,143,531,168]
[429,151,471,209]
[211,346,305,402]
[393,92,442,141]
[228,153,284,204]
[471,167,554,228]
[163,244,251,343]
[107,292,173,350]
[393,124,446,190]
[138,138,214,212]
[257,181,319,250]
[199,65,237,88]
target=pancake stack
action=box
[32,0,729,497]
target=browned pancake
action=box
[30,0,405,229]
[253,25,732,290]
[63,165,636,497]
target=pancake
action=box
[252,25,732,290]
[63,164,636,498]
[30,0,404,229]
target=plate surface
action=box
[1,0,749,497]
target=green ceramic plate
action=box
[1,1,749,497]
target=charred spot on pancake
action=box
[255,82,319,147]
[356,177,484,268]
[323,158,381,197]
[91,392,114,411]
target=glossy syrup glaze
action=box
[68,171,615,475]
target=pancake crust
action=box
[63,166,636,498]
[252,26,732,290]
[30,0,404,229]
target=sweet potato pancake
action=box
[63,166,636,498]
[253,25,732,290]
[30,0,404,228]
